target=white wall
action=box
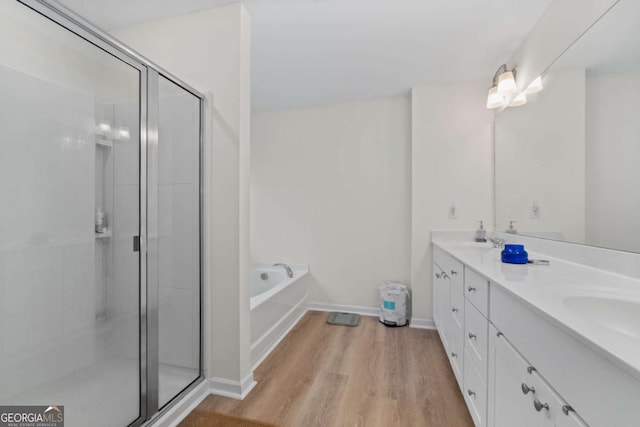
[495,69,586,242]
[411,82,494,320]
[251,97,411,311]
[586,71,640,253]
[114,3,252,388]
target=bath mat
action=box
[178,409,277,427]
[326,312,360,327]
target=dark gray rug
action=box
[326,312,360,327]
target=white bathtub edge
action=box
[250,296,308,370]
[250,269,310,310]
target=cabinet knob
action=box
[450,270,458,275]
[468,332,477,340]
[451,352,457,358]
[442,273,449,279]
[436,273,441,279]
[467,286,476,292]
[562,405,573,415]
[521,383,535,395]
[527,366,537,374]
[467,389,476,398]
[451,307,458,313]
[534,399,549,412]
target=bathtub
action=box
[250,263,309,369]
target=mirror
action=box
[495,0,640,253]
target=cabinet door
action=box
[489,327,536,427]
[433,262,451,351]
[433,264,442,327]
[450,284,465,340]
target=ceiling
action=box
[57,0,552,111]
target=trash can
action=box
[379,282,409,327]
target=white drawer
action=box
[556,407,588,427]
[448,331,464,391]
[465,266,489,317]
[433,245,464,292]
[464,350,488,427]
[450,284,465,340]
[465,299,489,383]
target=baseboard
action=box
[307,301,380,317]
[307,302,434,329]
[251,305,308,371]
[150,379,210,427]
[410,317,436,329]
[210,373,257,400]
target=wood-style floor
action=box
[185,311,473,427]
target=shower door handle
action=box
[133,235,140,252]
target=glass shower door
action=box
[156,76,202,408]
[0,2,143,426]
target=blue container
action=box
[501,244,528,264]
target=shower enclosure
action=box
[0,1,203,425]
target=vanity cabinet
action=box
[433,246,490,427]
[432,255,464,388]
[431,243,602,427]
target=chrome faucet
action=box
[488,235,505,248]
[273,263,293,278]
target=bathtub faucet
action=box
[273,263,293,278]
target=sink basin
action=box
[563,297,640,338]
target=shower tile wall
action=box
[108,100,140,363]
[0,63,141,426]
[0,64,96,397]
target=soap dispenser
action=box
[475,221,487,242]
[506,220,518,234]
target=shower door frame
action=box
[16,1,206,426]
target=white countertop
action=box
[432,239,640,380]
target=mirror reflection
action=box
[495,0,640,253]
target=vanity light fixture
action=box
[486,64,517,109]
[486,85,505,109]
[509,92,527,107]
[497,70,516,95]
[525,75,543,94]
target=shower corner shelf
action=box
[95,137,113,149]
[95,230,112,239]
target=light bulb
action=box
[497,70,516,95]
[509,92,527,107]
[525,75,543,94]
[486,85,505,109]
